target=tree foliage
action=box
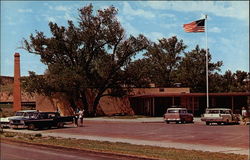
[22,4,249,116]
[176,45,223,92]
[22,4,149,115]
[144,36,187,87]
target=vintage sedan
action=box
[0,110,38,128]
[164,107,193,124]
[201,108,240,125]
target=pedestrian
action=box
[74,109,79,127]
[242,107,247,118]
[79,109,84,127]
[242,107,248,125]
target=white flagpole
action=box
[205,15,209,109]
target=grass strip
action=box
[0,131,247,160]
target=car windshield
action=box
[168,110,179,113]
[15,112,25,116]
[207,110,220,114]
[31,113,39,118]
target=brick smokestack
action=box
[13,52,21,111]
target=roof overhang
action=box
[130,92,250,98]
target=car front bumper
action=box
[201,117,223,122]
[165,118,181,122]
[10,124,27,129]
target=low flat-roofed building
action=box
[130,92,250,116]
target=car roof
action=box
[39,112,58,114]
[167,108,187,110]
[206,108,231,110]
[16,110,38,112]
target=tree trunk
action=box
[80,90,89,116]
[69,97,77,111]
[92,95,102,117]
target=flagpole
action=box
[205,15,209,109]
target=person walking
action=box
[79,109,84,127]
[74,109,79,127]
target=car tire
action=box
[206,122,210,125]
[57,122,64,128]
[166,121,169,124]
[28,124,36,130]
[217,122,221,125]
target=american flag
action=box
[183,19,205,32]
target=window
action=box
[168,110,179,113]
[15,112,24,116]
[179,110,187,113]
[48,113,56,118]
[208,110,220,114]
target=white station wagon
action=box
[201,108,240,125]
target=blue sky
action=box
[1,1,249,76]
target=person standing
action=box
[79,109,84,127]
[242,107,247,118]
[74,109,79,127]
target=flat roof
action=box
[130,92,250,98]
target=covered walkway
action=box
[129,92,250,116]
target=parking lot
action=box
[5,118,248,155]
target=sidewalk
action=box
[84,117,202,123]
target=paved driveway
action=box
[4,118,249,155]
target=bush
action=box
[4,132,15,137]
[35,133,42,137]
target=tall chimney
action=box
[13,52,21,111]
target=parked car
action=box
[164,107,193,124]
[0,110,38,128]
[10,111,74,130]
[201,108,240,125]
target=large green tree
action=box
[176,45,223,92]
[22,4,149,116]
[220,70,249,92]
[144,36,187,87]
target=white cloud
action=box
[143,1,249,23]
[47,17,56,23]
[55,5,71,12]
[160,23,179,29]
[17,9,32,13]
[123,2,155,19]
[145,32,164,42]
[117,15,139,36]
[160,13,176,19]
[209,27,221,33]
[217,37,249,72]
[64,12,75,21]
[6,16,16,25]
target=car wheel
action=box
[166,121,169,124]
[43,125,51,130]
[57,122,64,128]
[206,122,210,125]
[28,124,36,130]
[217,122,221,125]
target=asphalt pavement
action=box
[2,117,249,155]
